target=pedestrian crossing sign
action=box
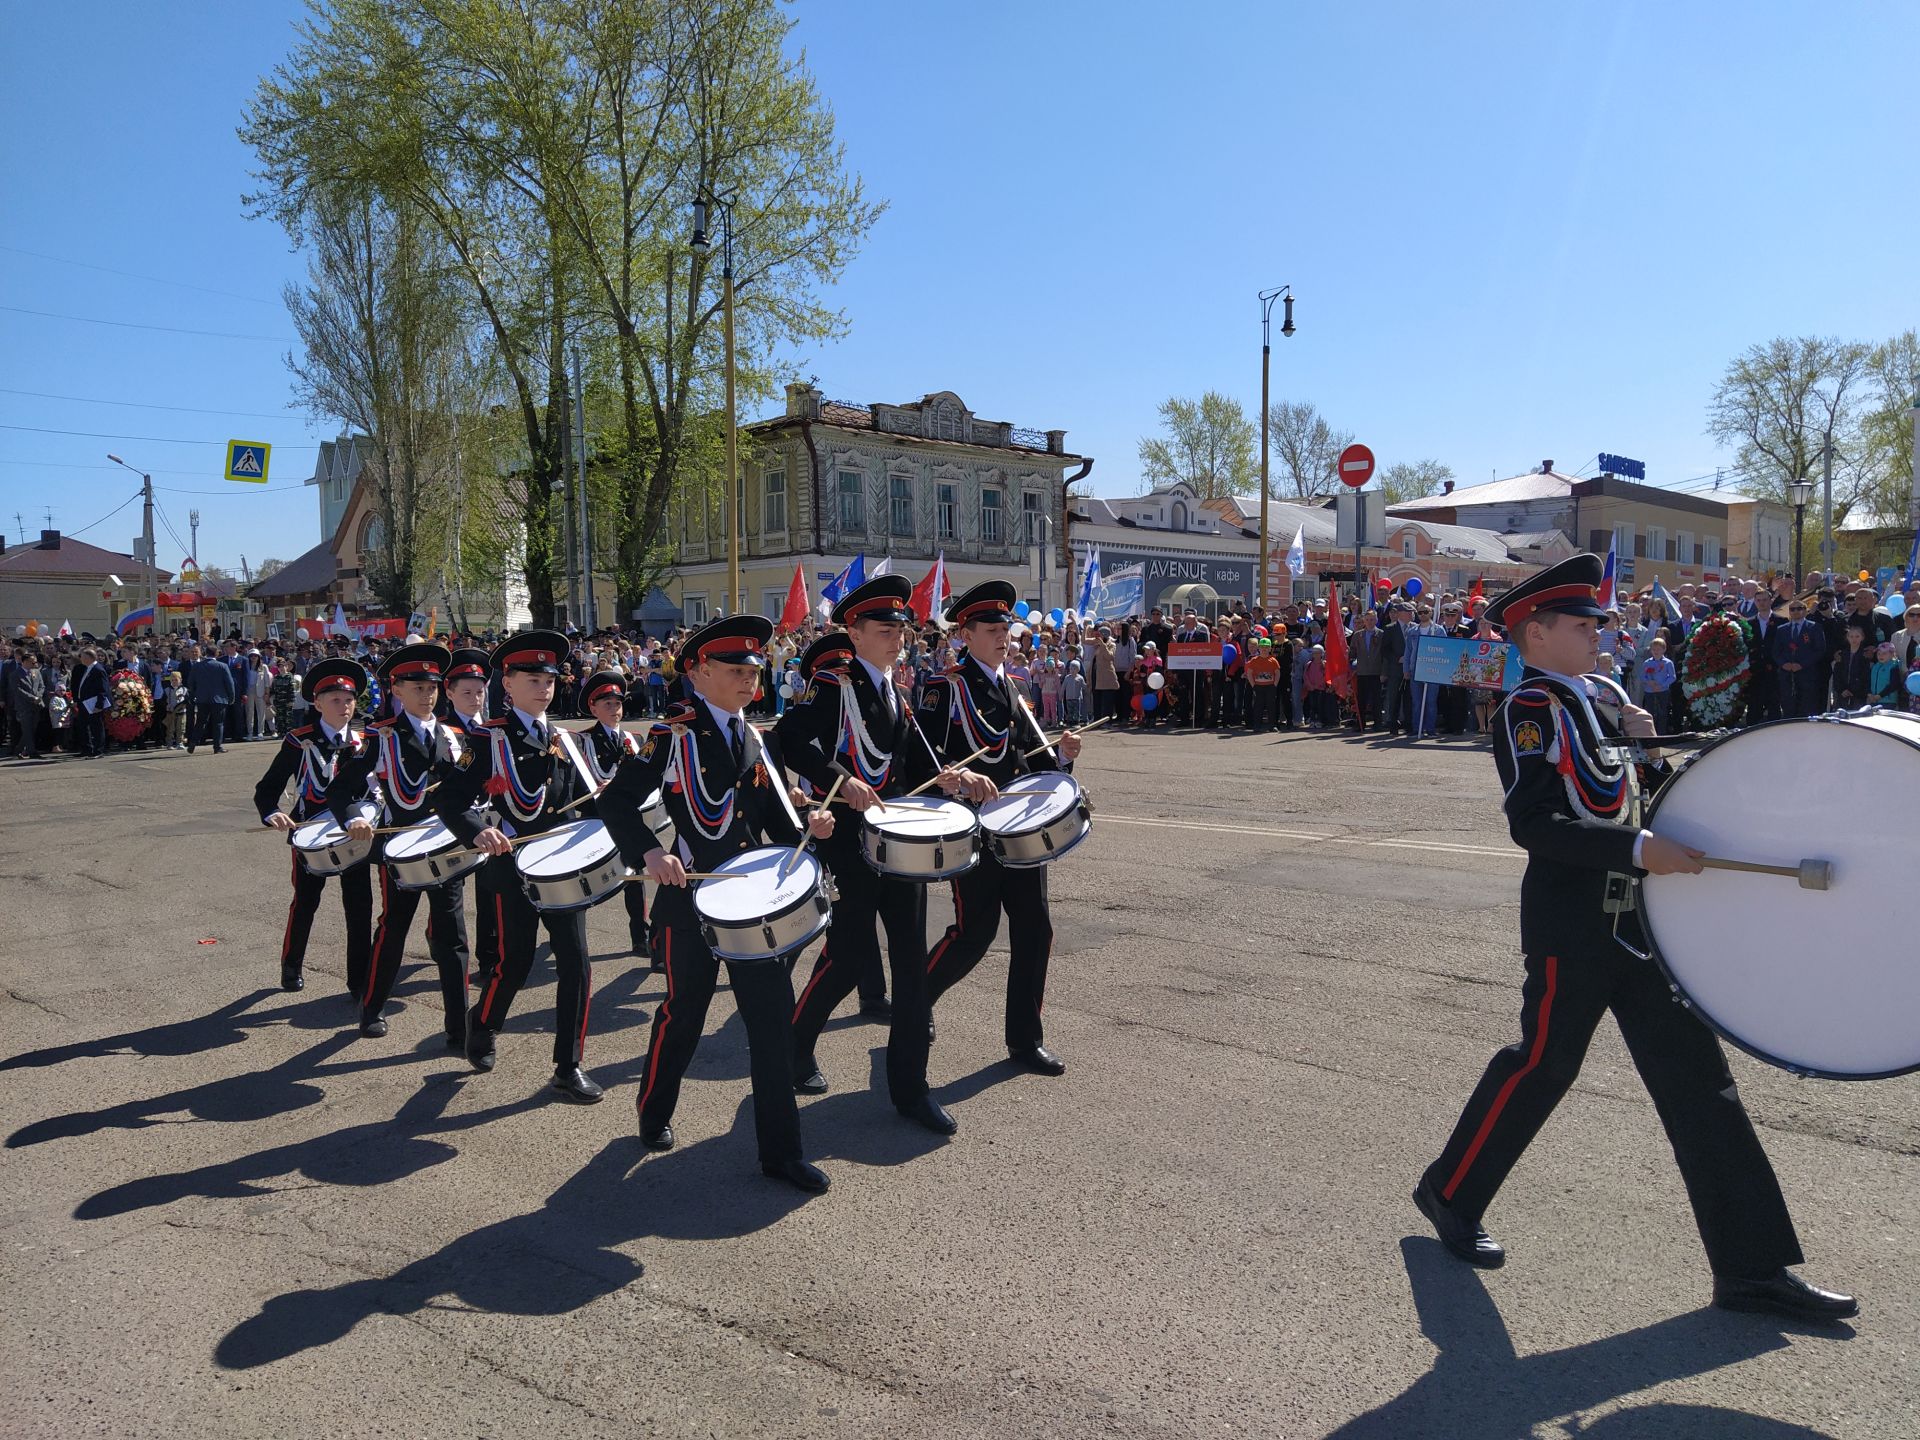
[225,440,270,483]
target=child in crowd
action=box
[1303,644,1329,727]
[1037,657,1062,726]
[1869,640,1904,707]
[1062,660,1087,726]
[1639,636,1676,730]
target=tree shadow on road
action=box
[1324,1238,1847,1439]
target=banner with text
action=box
[1166,640,1224,671]
[1411,635,1524,691]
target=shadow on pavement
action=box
[1323,1237,1846,1439]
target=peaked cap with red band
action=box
[445,647,490,683]
[490,628,570,675]
[831,574,916,626]
[378,642,451,687]
[681,614,772,668]
[945,578,1017,627]
[797,630,855,681]
[300,657,369,704]
[583,669,629,709]
[1485,552,1610,630]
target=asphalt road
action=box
[2,725,1914,1439]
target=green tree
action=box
[1137,392,1257,499]
[1855,329,1918,527]
[1266,400,1353,498]
[1706,336,1873,517]
[1379,459,1453,508]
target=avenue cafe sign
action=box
[1100,547,1251,600]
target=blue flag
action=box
[1903,527,1919,588]
[1652,577,1685,633]
[818,553,866,620]
[1077,545,1099,616]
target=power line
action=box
[0,386,298,422]
[0,243,280,306]
[0,456,307,480]
[62,489,143,540]
[0,423,317,448]
[0,304,293,342]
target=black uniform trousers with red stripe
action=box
[280,849,373,995]
[638,886,802,1165]
[1421,937,1802,1278]
[925,854,1051,1052]
[469,854,592,1068]
[790,844,933,1106]
[360,860,470,1036]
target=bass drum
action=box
[1640,711,1920,1079]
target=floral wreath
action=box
[1680,613,1751,727]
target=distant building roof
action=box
[1392,518,1522,563]
[0,530,173,581]
[1504,530,1570,550]
[245,539,337,600]
[1388,471,1577,513]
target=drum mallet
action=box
[902,742,995,798]
[1020,714,1112,759]
[1699,855,1833,890]
[781,774,844,880]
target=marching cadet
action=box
[442,647,497,969]
[432,630,603,1103]
[774,631,888,1015]
[776,574,991,1136]
[327,643,470,1045]
[254,657,375,996]
[1413,553,1856,1323]
[580,668,652,961]
[600,616,837,1193]
[920,580,1080,1076]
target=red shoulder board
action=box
[660,699,699,727]
[485,717,510,728]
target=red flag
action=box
[776,562,809,633]
[909,552,950,625]
[1469,575,1484,603]
[1322,585,1354,701]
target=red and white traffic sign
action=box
[1338,443,1375,489]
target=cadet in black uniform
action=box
[920,580,1081,1074]
[442,648,497,973]
[776,575,991,1135]
[254,658,375,995]
[327,643,470,1044]
[579,668,652,960]
[432,630,603,1103]
[1414,553,1856,1323]
[777,631,888,1014]
[600,616,836,1193]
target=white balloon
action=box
[1147,671,1165,691]
[779,682,795,699]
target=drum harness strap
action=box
[950,663,1011,763]
[836,677,893,788]
[376,724,432,815]
[297,728,361,812]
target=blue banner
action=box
[1087,561,1144,621]
[1411,635,1524,691]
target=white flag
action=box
[1286,524,1306,578]
[868,556,894,579]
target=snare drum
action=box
[860,797,979,881]
[382,818,485,890]
[978,772,1092,868]
[640,786,675,848]
[693,846,832,962]
[515,819,629,912]
[290,817,372,876]
[1639,711,1920,1079]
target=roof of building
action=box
[1504,529,1570,550]
[245,539,337,600]
[0,531,173,581]
[1392,518,1523,563]
[1387,471,1577,513]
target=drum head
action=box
[384,818,454,860]
[865,796,976,839]
[291,818,346,847]
[980,773,1080,833]
[516,819,616,878]
[1642,714,1920,1078]
[697,847,823,923]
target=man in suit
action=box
[222,640,251,742]
[73,647,109,757]
[1140,607,1174,662]
[3,640,45,758]
[1172,610,1212,726]
[1350,610,1385,729]
[1770,601,1827,718]
[184,642,235,753]
[1378,601,1411,734]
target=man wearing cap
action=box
[432,630,603,1103]
[778,574,988,1135]
[580,668,652,960]
[919,580,1083,1077]
[1412,553,1855,1324]
[254,658,377,994]
[600,616,836,1193]
[326,643,472,1043]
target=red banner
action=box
[157,592,205,608]
[1165,640,1223,671]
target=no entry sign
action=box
[1338,443,1375,489]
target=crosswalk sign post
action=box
[225,440,271,483]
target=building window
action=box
[1614,522,1634,560]
[889,475,914,537]
[837,470,864,532]
[1171,500,1188,530]
[932,399,963,441]
[1703,536,1721,569]
[1402,535,1417,559]
[685,593,708,625]
[981,488,1003,545]
[1022,491,1043,544]
[761,588,787,621]
[1675,531,1693,566]
[1646,526,1666,562]
[937,483,957,541]
[763,468,787,534]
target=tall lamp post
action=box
[107,452,157,627]
[1789,478,1813,591]
[691,196,740,617]
[1257,286,1296,610]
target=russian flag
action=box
[115,605,155,637]
[1595,540,1617,611]
[817,553,866,621]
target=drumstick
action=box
[1699,855,1833,891]
[782,773,844,879]
[830,757,886,811]
[1019,714,1112,759]
[901,742,994,798]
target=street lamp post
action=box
[692,197,740,617]
[107,452,157,628]
[1789,479,1813,591]
[1257,286,1296,610]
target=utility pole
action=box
[557,371,579,627]
[572,346,595,633]
[107,455,158,629]
[189,509,201,566]
[1909,393,1920,542]
[692,197,740,615]
[1256,286,1296,610]
[1820,437,1835,580]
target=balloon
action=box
[1049,608,1065,628]
[1130,694,1145,713]
[24,621,37,638]
[1404,577,1423,598]
[1909,671,1920,698]
[1859,570,1871,582]
[1252,625,1268,637]
[1887,593,1907,617]
[1064,608,1079,624]
[1147,671,1165,691]
[1142,692,1158,712]
[1014,601,1030,619]
[1221,643,1238,666]
[779,682,794,699]
[1010,622,1028,638]
[1376,578,1392,590]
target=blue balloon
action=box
[1220,643,1238,667]
[1049,608,1065,627]
[1404,577,1423,598]
[1886,593,1907,617]
[1013,601,1031,619]
[1142,692,1158,712]
[1908,670,1920,698]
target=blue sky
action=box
[3,0,1915,574]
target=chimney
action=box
[38,528,60,549]
[785,381,822,420]
[1442,480,1455,495]
[1539,460,1554,475]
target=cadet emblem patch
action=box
[1512,720,1544,756]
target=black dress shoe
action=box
[1009,1044,1067,1075]
[794,1063,829,1095]
[280,967,304,992]
[927,1015,937,1043]
[859,997,892,1020]
[465,1019,496,1072]
[360,1015,389,1038]
[640,1121,675,1151]
[1413,1174,1505,1268]
[551,1065,604,1103]
[1713,1268,1858,1322]
[897,1095,958,1136]
[762,1158,830,1193]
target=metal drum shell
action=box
[979,772,1092,869]
[382,819,486,891]
[515,819,631,913]
[859,797,980,881]
[291,819,372,876]
[693,848,832,964]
